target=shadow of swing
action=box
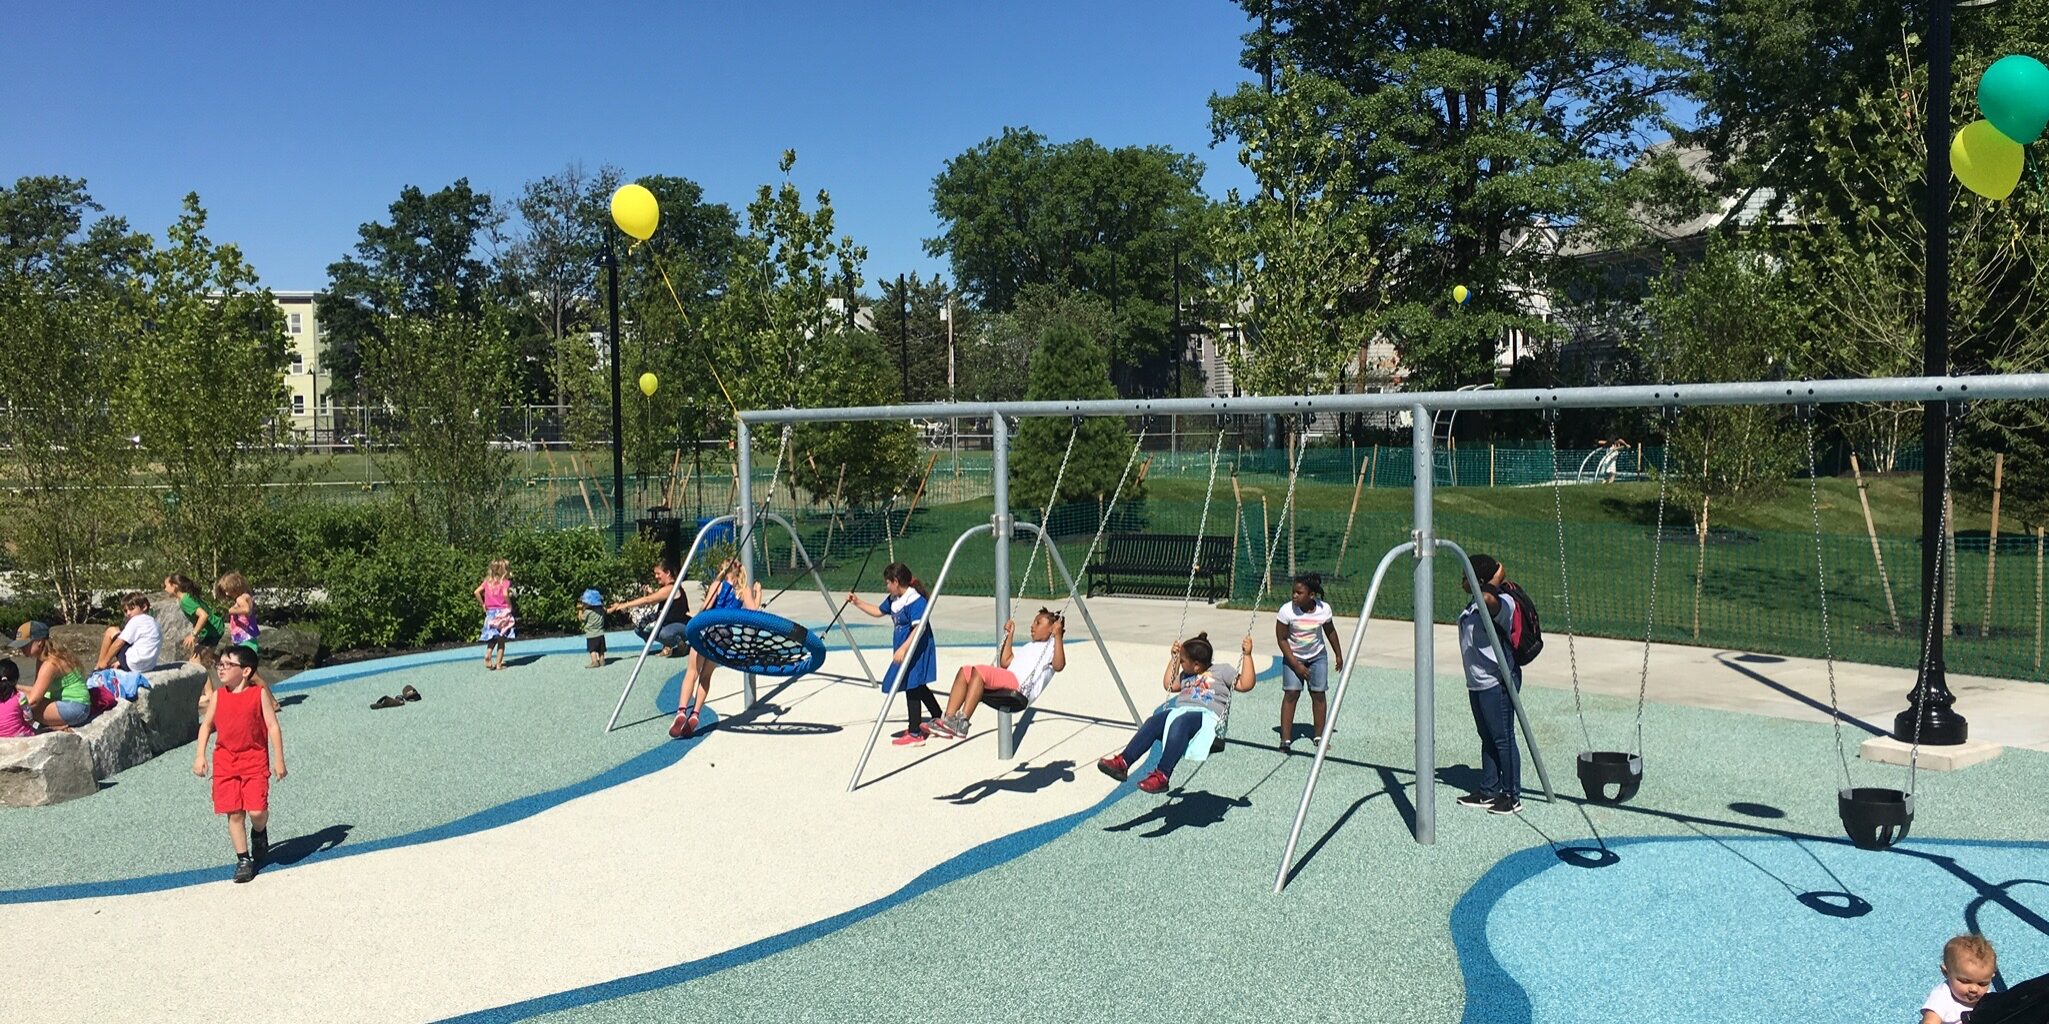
[934,760,1078,805]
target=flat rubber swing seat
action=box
[683,608,827,678]
[1575,750,1642,804]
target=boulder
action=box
[260,625,320,671]
[133,662,207,756]
[151,591,192,655]
[0,731,97,807]
[49,623,110,661]
[76,696,151,780]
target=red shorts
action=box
[212,763,270,815]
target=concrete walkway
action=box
[914,593,2049,753]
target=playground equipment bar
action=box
[735,374,2049,829]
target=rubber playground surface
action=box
[3,628,2045,1023]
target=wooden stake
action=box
[1983,452,2004,638]
[1230,470,1244,598]
[898,451,940,538]
[575,473,601,532]
[1368,444,1378,489]
[1850,454,1902,633]
[1335,449,1369,577]
[1488,443,1496,488]
[820,463,846,564]
[660,448,683,509]
[1693,493,1710,641]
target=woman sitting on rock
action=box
[12,621,93,731]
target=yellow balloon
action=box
[1952,120,2023,201]
[638,372,659,397]
[1452,284,1470,305]
[611,184,660,240]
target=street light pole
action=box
[605,235,627,549]
[1903,0,1965,744]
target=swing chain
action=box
[1905,405,1959,795]
[1058,427,1149,618]
[1549,418,1593,753]
[1805,413,1854,793]
[1244,417,1312,637]
[1018,421,1083,602]
[1178,430,1229,641]
[1635,432,1671,756]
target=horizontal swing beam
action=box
[736,374,2049,425]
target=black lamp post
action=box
[603,235,627,549]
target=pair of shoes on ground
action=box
[369,686,423,710]
[1456,791,1523,815]
[668,709,701,740]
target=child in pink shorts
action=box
[193,645,284,883]
[926,608,1065,740]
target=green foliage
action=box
[1012,319,1140,506]
[617,174,742,463]
[0,177,151,619]
[1208,66,1381,398]
[926,127,1215,392]
[970,286,1115,404]
[788,325,921,509]
[318,180,506,401]
[366,302,517,546]
[123,194,294,581]
[865,272,970,404]
[1638,241,1802,520]
[1223,0,1703,390]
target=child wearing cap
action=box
[579,588,607,669]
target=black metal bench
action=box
[1086,533,1233,602]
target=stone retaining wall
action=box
[0,661,209,808]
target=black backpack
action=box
[1490,580,1544,666]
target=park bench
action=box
[1086,533,1233,602]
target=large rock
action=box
[133,662,207,756]
[0,731,97,807]
[76,696,151,780]
[260,625,320,670]
[49,623,110,661]
[150,592,192,656]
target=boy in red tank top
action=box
[193,645,285,883]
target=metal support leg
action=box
[1438,539,1555,805]
[1275,541,1415,891]
[1412,403,1436,844]
[604,515,731,733]
[850,525,992,791]
[992,412,1015,759]
[737,420,757,706]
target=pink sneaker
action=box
[891,728,927,747]
[923,717,957,739]
[1136,770,1170,794]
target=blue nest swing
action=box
[683,608,827,677]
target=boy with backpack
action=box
[1455,553,1534,816]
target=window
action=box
[291,352,304,374]
[292,394,306,415]
[289,312,302,334]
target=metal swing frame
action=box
[602,511,882,734]
[845,519,1144,792]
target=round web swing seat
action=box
[1575,751,1643,804]
[683,608,827,678]
[1839,787,1914,850]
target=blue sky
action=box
[1,1,1262,292]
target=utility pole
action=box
[604,235,626,548]
[898,273,909,400]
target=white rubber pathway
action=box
[11,639,1160,1024]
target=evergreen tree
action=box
[1012,318,1140,511]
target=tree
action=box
[967,285,1115,405]
[0,176,149,619]
[1780,40,2049,478]
[865,272,972,405]
[926,128,1215,395]
[502,163,621,407]
[365,299,517,546]
[1208,66,1382,398]
[123,195,294,580]
[614,174,742,466]
[790,326,920,508]
[1639,240,1804,637]
[1221,0,1703,391]
[318,180,506,402]
[1012,319,1140,508]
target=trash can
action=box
[637,507,683,568]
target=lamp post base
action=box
[1892,700,1968,747]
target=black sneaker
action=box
[1456,792,1495,809]
[233,856,256,883]
[252,830,269,863]
[1488,796,1524,816]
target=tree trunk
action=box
[1850,454,1902,633]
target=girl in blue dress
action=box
[847,562,940,746]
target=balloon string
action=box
[642,247,739,417]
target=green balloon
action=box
[1978,54,2049,145]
